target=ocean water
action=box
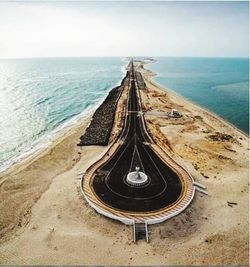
[0,57,125,172]
[148,57,249,133]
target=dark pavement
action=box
[92,62,183,212]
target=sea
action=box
[0,57,249,173]
[148,57,249,133]
[0,57,125,172]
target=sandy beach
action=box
[0,60,248,266]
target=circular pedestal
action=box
[126,171,148,186]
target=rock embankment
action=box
[78,72,129,146]
[135,71,146,90]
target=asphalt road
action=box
[92,63,183,212]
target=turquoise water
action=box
[0,57,125,171]
[149,57,249,133]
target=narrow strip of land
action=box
[82,61,194,222]
[0,59,248,266]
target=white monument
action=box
[126,166,148,186]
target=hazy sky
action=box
[0,1,248,58]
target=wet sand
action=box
[0,60,248,266]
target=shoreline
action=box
[0,111,92,179]
[144,60,249,138]
[0,59,128,178]
[0,59,248,265]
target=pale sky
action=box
[0,1,248,58]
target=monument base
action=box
[126,170,148,187]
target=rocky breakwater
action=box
[135,70,146,90]
[78,71,130,146]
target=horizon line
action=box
[0,55,249,60]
